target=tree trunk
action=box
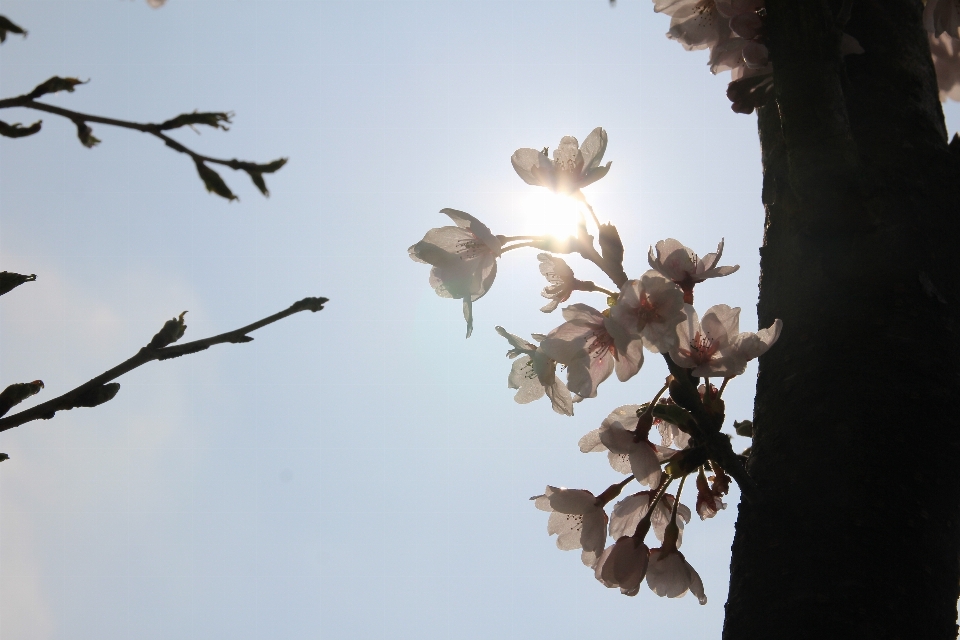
[724,1,960,638]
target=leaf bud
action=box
[148,311,188,349]
[664,446,708,478]
[0,119,42,138]
[0,271,37,296]
[73,383,120,408]
[0,15,28,43]
[194,160,237,201]
[76,122,100,148]
[0,453,9,463]
[598,223,625,271]
[29,76,86,99]
[158,111,232,131]
[0,380,44,417]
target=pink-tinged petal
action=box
[729,11,762,39]
[668,1,727,51]
[549,512,586,550]
[579,127,608,172]
[546,487,598,514]
[560,302,605,325]
[630,442,663,487]
[440,208,502,255]
[610,537,649,596]
[580,511,609,556]
[646,549,692,598]
[607,452,633,475]
[613,329,645,382]
[581,548,602,568]
[566,351,615,399]
[609,492,653,540]
[734,318,783,360]
[742,41,769,69]
[544,380,574,416]
[594,545,618,587]
[507,356,546,404]
[580,162,612,189]
[689,564,708,604]
[511,148,550,186]
[701,304,740,347]
[700,238,725,271]
[578,428,606,453]
[599,406,643,451]
[653,0,698,15]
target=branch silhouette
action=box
[0,296,328,432]
[0,76,287,200]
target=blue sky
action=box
[0,2,957,638]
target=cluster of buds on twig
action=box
[408,127,781,604]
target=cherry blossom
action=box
[930,32,960,102]
[409,208,503,338]
[646,547,708,604]
[594,535,650,596]
[537,254,577,312]
[655,399,693,450]
[608,270,686,354]
[609,491,692,545]
[578,405,663,486]
[648,238,739,303]
[511,127,611,195]
[695,468,729,520]
[533,486,609,567]
[727,317,782,375]
[540,304,644,398]
[496,326,573,416]
[925,0,960,39]
[670,304,742,376]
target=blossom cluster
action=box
[409,128,782,604]
[655,0,960,111]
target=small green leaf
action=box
[0,271,36,296]
[194,160,237,201]
[734,419,754,438]
[148,311,188,349]
[29,76,87,99]
[0,119,41,138]
[73,383,120,408]
[76,122,100,148]
[651,403,696,429]
[0,380,44,417]
[0,15,27,44]
[158,111,232,131]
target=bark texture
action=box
[724,1,960,638]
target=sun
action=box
[519,190,585,240]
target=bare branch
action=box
[0,296,328,432]
[0,86,287,200]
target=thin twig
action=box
[0,96,257,172]
[0,296,328,432]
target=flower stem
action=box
[718,377,730,397]
[500,241,537,253]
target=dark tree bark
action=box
[724,1,960,638]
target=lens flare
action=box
[520,190,585,240]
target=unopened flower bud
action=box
[148,311,188,349]
[0,380,44,417]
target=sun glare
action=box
[520,190,585,240]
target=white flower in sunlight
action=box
[409,208,503,338]
[495,326,573,416]
[656,0,729,51]
[925,0,960,39]
[695,467,731,520]
[670,304,742,377]
[594,536,650,596]
[538,254,577,312]
[578,405,662,487]
[511,127,611,195]
[609,270,686,354]
[533,486,608,567]
[670,304,781,377]
[647,238,739,304]
[655,404,692,450]
[540,304,644,399]
[646,548,708,604]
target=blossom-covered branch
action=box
[0,296,327,432]
[0,77,287,201]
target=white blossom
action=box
[646,548,708,604]
[409,208,503,338]
[577,405,663,486]
[925,0,960,39]
[609,491,691,546]
[608,270,687,354]
[930,32,960,102]
[648,238,739,303]
[594,536,650,596]
[511,127,611,195]
[537,254,577,312]
[533,486,608,567]
[495,327,573,416]
[540,304,644,398]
